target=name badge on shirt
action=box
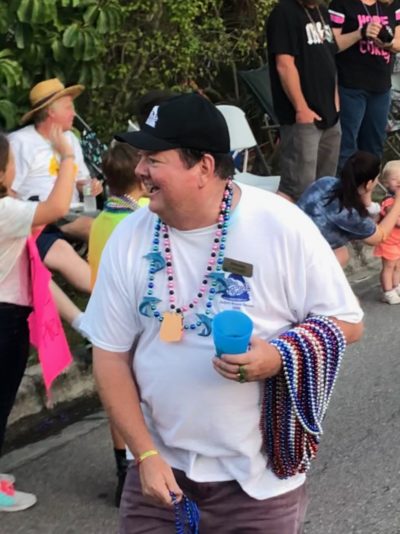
[222,258,253,278]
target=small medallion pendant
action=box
[159,312,183,343]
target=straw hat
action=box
[20,78,85,125]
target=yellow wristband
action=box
[135,449,159,466]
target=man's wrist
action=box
[295,106,309,113]
[360,24,368,40]
[135,449,159,466]
[267,343,283,376]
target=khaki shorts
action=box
[279,121,341,201]
[119,464,308,534]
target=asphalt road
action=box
[1,275,399,534]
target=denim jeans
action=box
[338,86,391,172]
[0,303,31,455]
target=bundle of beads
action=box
[170,492,200,534]
[261,315,346,479]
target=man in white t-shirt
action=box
[9,79,103,293]
[81,94,364,533]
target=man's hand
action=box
[138,455,183,507]
[212,336,282,383]
[295,107,322,124]
[76,178,103,197]
[364,22,382,40]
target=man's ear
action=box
[46,106,55,120]
[198,153,215,187]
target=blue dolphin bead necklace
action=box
[139,179,233,337]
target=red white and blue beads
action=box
[140,179,233,335]
[262,315,346,479]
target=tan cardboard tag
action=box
[159,312,183,342]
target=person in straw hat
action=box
[8,78,103,295]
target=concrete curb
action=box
[8,361,97,430]
[7,242,381,435]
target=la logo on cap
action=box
[146,105,159,128]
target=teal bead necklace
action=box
[139,179,233,336]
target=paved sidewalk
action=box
[2,277,400,533]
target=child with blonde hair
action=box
[374,160,400,304]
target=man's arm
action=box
[378,25,400,53]
[331,317,363,344]
[275,54,322,123]
[93,347,183,506]
[332,27,362,51]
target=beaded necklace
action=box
[360,0,380,20]
[104,194,140,213]
[171,493,200,534]
[139,179,233,336]
[261,315,346,479]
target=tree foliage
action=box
[0,0,277,136]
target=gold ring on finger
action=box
[238,365,247,383]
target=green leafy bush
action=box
[0,0,277,137]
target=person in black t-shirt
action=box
[329,0,400,171]
[266,0,341,202]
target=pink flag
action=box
[27,234,72,392]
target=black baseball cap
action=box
[115,93,230,154]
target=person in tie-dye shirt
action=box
[298,151,400,266]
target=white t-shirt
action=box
[0,196,38,306]
[81,184,363,500]
[9,124,89,203]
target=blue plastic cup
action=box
[213,310,253,357]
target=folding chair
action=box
[217,104,280,193]
[238,64,279,125]
[75,114,108,180]
[237,64,280,166]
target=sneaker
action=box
[0,474,15,484]
[395,285,400,297]
[382,289,400,304]
[0,480,37,512]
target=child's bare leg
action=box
[50,280,82,325]
[393,259,400,288]
[44,239,91,293]
[380,259,397,291]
